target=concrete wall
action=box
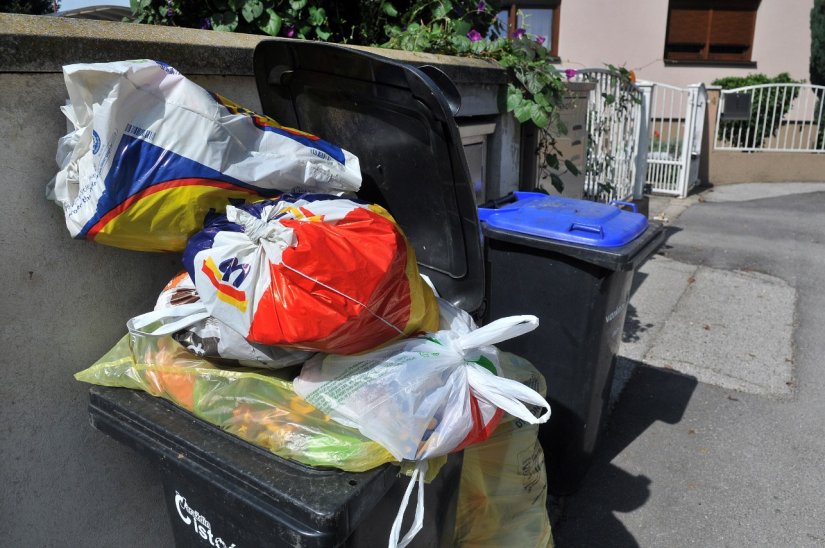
[558,0,812,88]
[0,14,515,546]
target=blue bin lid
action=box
[478,191,648,248]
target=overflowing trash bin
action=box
[479,191,664,495]
[87,385,462,548]
[62,40,556,548]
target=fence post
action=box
[633,83,654,200]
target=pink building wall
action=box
[556,0,812,87]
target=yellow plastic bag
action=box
[75,333,395,472]
[454,351,553,548]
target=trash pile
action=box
[60,60,553,548]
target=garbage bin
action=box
[479,191,665,496]
[85,40,488,547]
[88,385,461,547]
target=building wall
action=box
[558,0,813,87]
[0,14,515,546]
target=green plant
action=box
[712,72,801,149]
[384,1,582,192]
[811,0,825,87]
[1,0,58,14]
[128,0,406,43]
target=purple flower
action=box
[200,18,211,30]
[477,1,486,10]
[535,35,546,45]
[286,26,295,38]
[166,8,173,17]
[467,29,482,42]
[513,27,526,39]
[564,68,578,80]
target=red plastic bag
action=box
[183,195,439,354]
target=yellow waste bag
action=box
[75,333,395,472]
[454,351,553,548]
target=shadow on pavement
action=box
[552,362,698,548]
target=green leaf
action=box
[211,11,238,32]
[533,92,550,108]
[523,73,544,96]
[602,93,616,105]
[290,0,307,10]
[556,120,568,134]
[308,6,325,25]
[469,38,487,54]
[506,87,523,112]
[137,0,150,9]
[449,34,472,53]
[315,28,331,40]
[433,1,451,18]
[382,2,398,17]
[544,153,560,170]
[530,104,550,128]
[258,9,282,36]
[550,173,565,193]
[564,159,580,176]
[514,102,533,123]
[242,0,263,23]
[453,20,471,36]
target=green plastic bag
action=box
[76,333,396,472]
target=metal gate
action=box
[570,69,645,202]
[714,83,825,152]
[638,83,707,198]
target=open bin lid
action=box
[253,40,484,314]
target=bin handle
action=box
[478,192,517,210]
[609,200,638,213]
[569,222,604,238]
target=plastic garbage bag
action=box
[50,59,361,252]
[294,315,551,461]
[128,271,314,369]
[183,194,439,354]
[74,333,395,472]
[454,419,554,547]
[293,315,552,548]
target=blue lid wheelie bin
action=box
[86,40,487,547]
[479,191,665,496]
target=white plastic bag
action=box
[294,315,551,548]
[127,272,313,369]
[50,59,362,251]
[294,315,550,461]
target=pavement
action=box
[552,182,825,547]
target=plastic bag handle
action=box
[388,460,428,548]
[466,364,552,424]
[456,315,539,351]
[127,303,211,336]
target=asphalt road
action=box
[554,184,825,547]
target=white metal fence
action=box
[570,69,645,203]
[640,83,707,198]
[715,84,825,152]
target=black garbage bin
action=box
[479,191,665,496]
[86,40,489,547]
[89,386,462,547]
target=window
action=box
[495,1,561,57]
[664,0,759,64]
